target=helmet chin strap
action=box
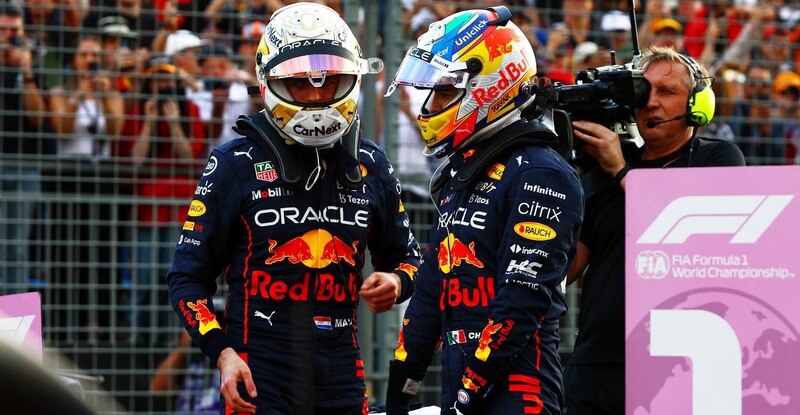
[233,110,363,190]
[304,148,323,191]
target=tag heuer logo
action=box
[254,161,278,182]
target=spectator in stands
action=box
[571,41,610,72]
[651,18,684,52]
[163,30,207,114]
[48,35,123,157]
[82,0,159,49]
[732,64,782,164]
[97,16,138,72]
[564,47,745,414]
[235,20,265,81]
[0,3,48,294]
[771,70,800,164]
[759,24,795,73]
[23,0,82,88]
[119,54,206,345]
[48,36,125,157]
[702,66,742,142]
[96,16,143,95]
[559,0,597,47]
[196,43,255,153]
[600,9,633,62]
[46,35,125,342]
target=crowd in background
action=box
[1,0,799,412]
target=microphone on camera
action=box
[646,113,687,129]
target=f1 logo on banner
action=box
[637,195,793,244]
[626,166,800,415]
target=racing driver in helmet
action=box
[166,3,421,414]
[384,6,584,415]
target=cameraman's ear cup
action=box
[678,54,715,127]
[688,86,715,127]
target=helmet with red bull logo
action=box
[385,6,537,158]
[255,3,383,147]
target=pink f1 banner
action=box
[0,292,43,362]
[626,166,800,415]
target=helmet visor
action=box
[389,48,467,90]
[262,41,368,79]
[266,54,362,78]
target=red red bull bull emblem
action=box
[438,233,484,273]
[248,270,360,302]
[439,276,495,310]
[484,26,521,61]
[266,229,359,268]
[187,299,221,335]
[395,327,408,361]
[475,319,503,361]
[461,366,489,393]
[396,263,418,280]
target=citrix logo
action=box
[638,195,793,244]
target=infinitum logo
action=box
[638,195,793,244]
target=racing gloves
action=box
[385,359,423,415]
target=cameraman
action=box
[563,46,745,415]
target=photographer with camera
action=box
[0,3,48,294]
[49,36,124,156]
[195,42,256,153]
[46,35,125,341]
[118,54,206,345]
[562,46,745,415]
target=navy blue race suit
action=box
[389,122,584,415]
[167,116,420,415]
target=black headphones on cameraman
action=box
[676,54,715,127]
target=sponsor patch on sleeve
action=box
[514,221,556,241]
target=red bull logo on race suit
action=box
[248,270,360,302]
[396,262,419,280]
[475,319,503,361]
[438,234,484,274]
[266,229,359,268]
[439,276,495,310]
[187,299,221,334]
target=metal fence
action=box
[1,0,797,413]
